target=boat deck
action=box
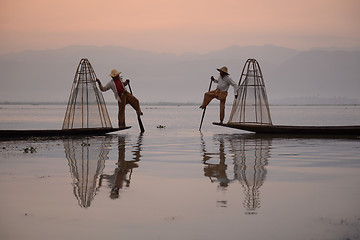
[213,122,360,135]
[0,126,131,139]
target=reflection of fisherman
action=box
[200,67,238,123]
[96,69,143,127]
[201,134,271,212]
[202,137,231,188]
[100,135,142,199]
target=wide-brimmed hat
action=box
[217,66,229,75]
[109,69,121,78]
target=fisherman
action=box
[200,66,238,123]
[96,69,143,127]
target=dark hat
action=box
[217,66,229,75]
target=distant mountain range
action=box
[0,44,359,104]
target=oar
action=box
[199,78,213,131]
[127,81,145,133]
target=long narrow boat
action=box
[0,126,131,139]
[213,122,360,135]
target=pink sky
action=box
[0,0,359,54]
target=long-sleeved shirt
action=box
[101,79,126,102]
[215,75,238,96]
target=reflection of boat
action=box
[0,126,130,139]
[214,122,360,135]
[64,136,112,208]
[214,59,360,135]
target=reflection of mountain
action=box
[2,45,359,103]
[202,134,271,214]
[64,136,112,208]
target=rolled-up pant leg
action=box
[200,90,217,109]
[118,95,126,127]
[124,91,142,117]
[217,91,228,122]
[220,99,226,122]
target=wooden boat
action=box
[213,122,360,135]
[0,126,131,139]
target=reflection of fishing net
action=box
[228,59,272,125]
[64,136,111,208]
[233,138,270,214]
[62,58,112,129]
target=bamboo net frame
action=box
[228,59,272,125]
[62,58,112,129]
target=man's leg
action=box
[200,90,217,109]
[219,99,226,123]
[125,91,142,117]
[118,96,126,127]
[217,91,228,123]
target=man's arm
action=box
[96,79,109,92]
[123,79,130,87]
[211,76,218,83]
[228,77,238,98]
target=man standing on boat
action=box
[96,69,143,128]
[200,66,238,123]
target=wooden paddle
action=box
[199,77,213,131]
[127,81,145,133]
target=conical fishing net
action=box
[62,58,112,129]
[228,59,272,125]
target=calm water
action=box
[0,104,360,240]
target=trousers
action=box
[200,89,228,122]
[118,91,142,127]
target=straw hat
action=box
[109,69,121,78]
[217,66,229,75]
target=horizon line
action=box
[2,43,360,56]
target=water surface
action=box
[0,104,359,240]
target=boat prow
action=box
[213,122,360,136]
[0,126,131,139]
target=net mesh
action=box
[228,59,272,125]
[62,58,112,129]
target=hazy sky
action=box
[0,0,359,54]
